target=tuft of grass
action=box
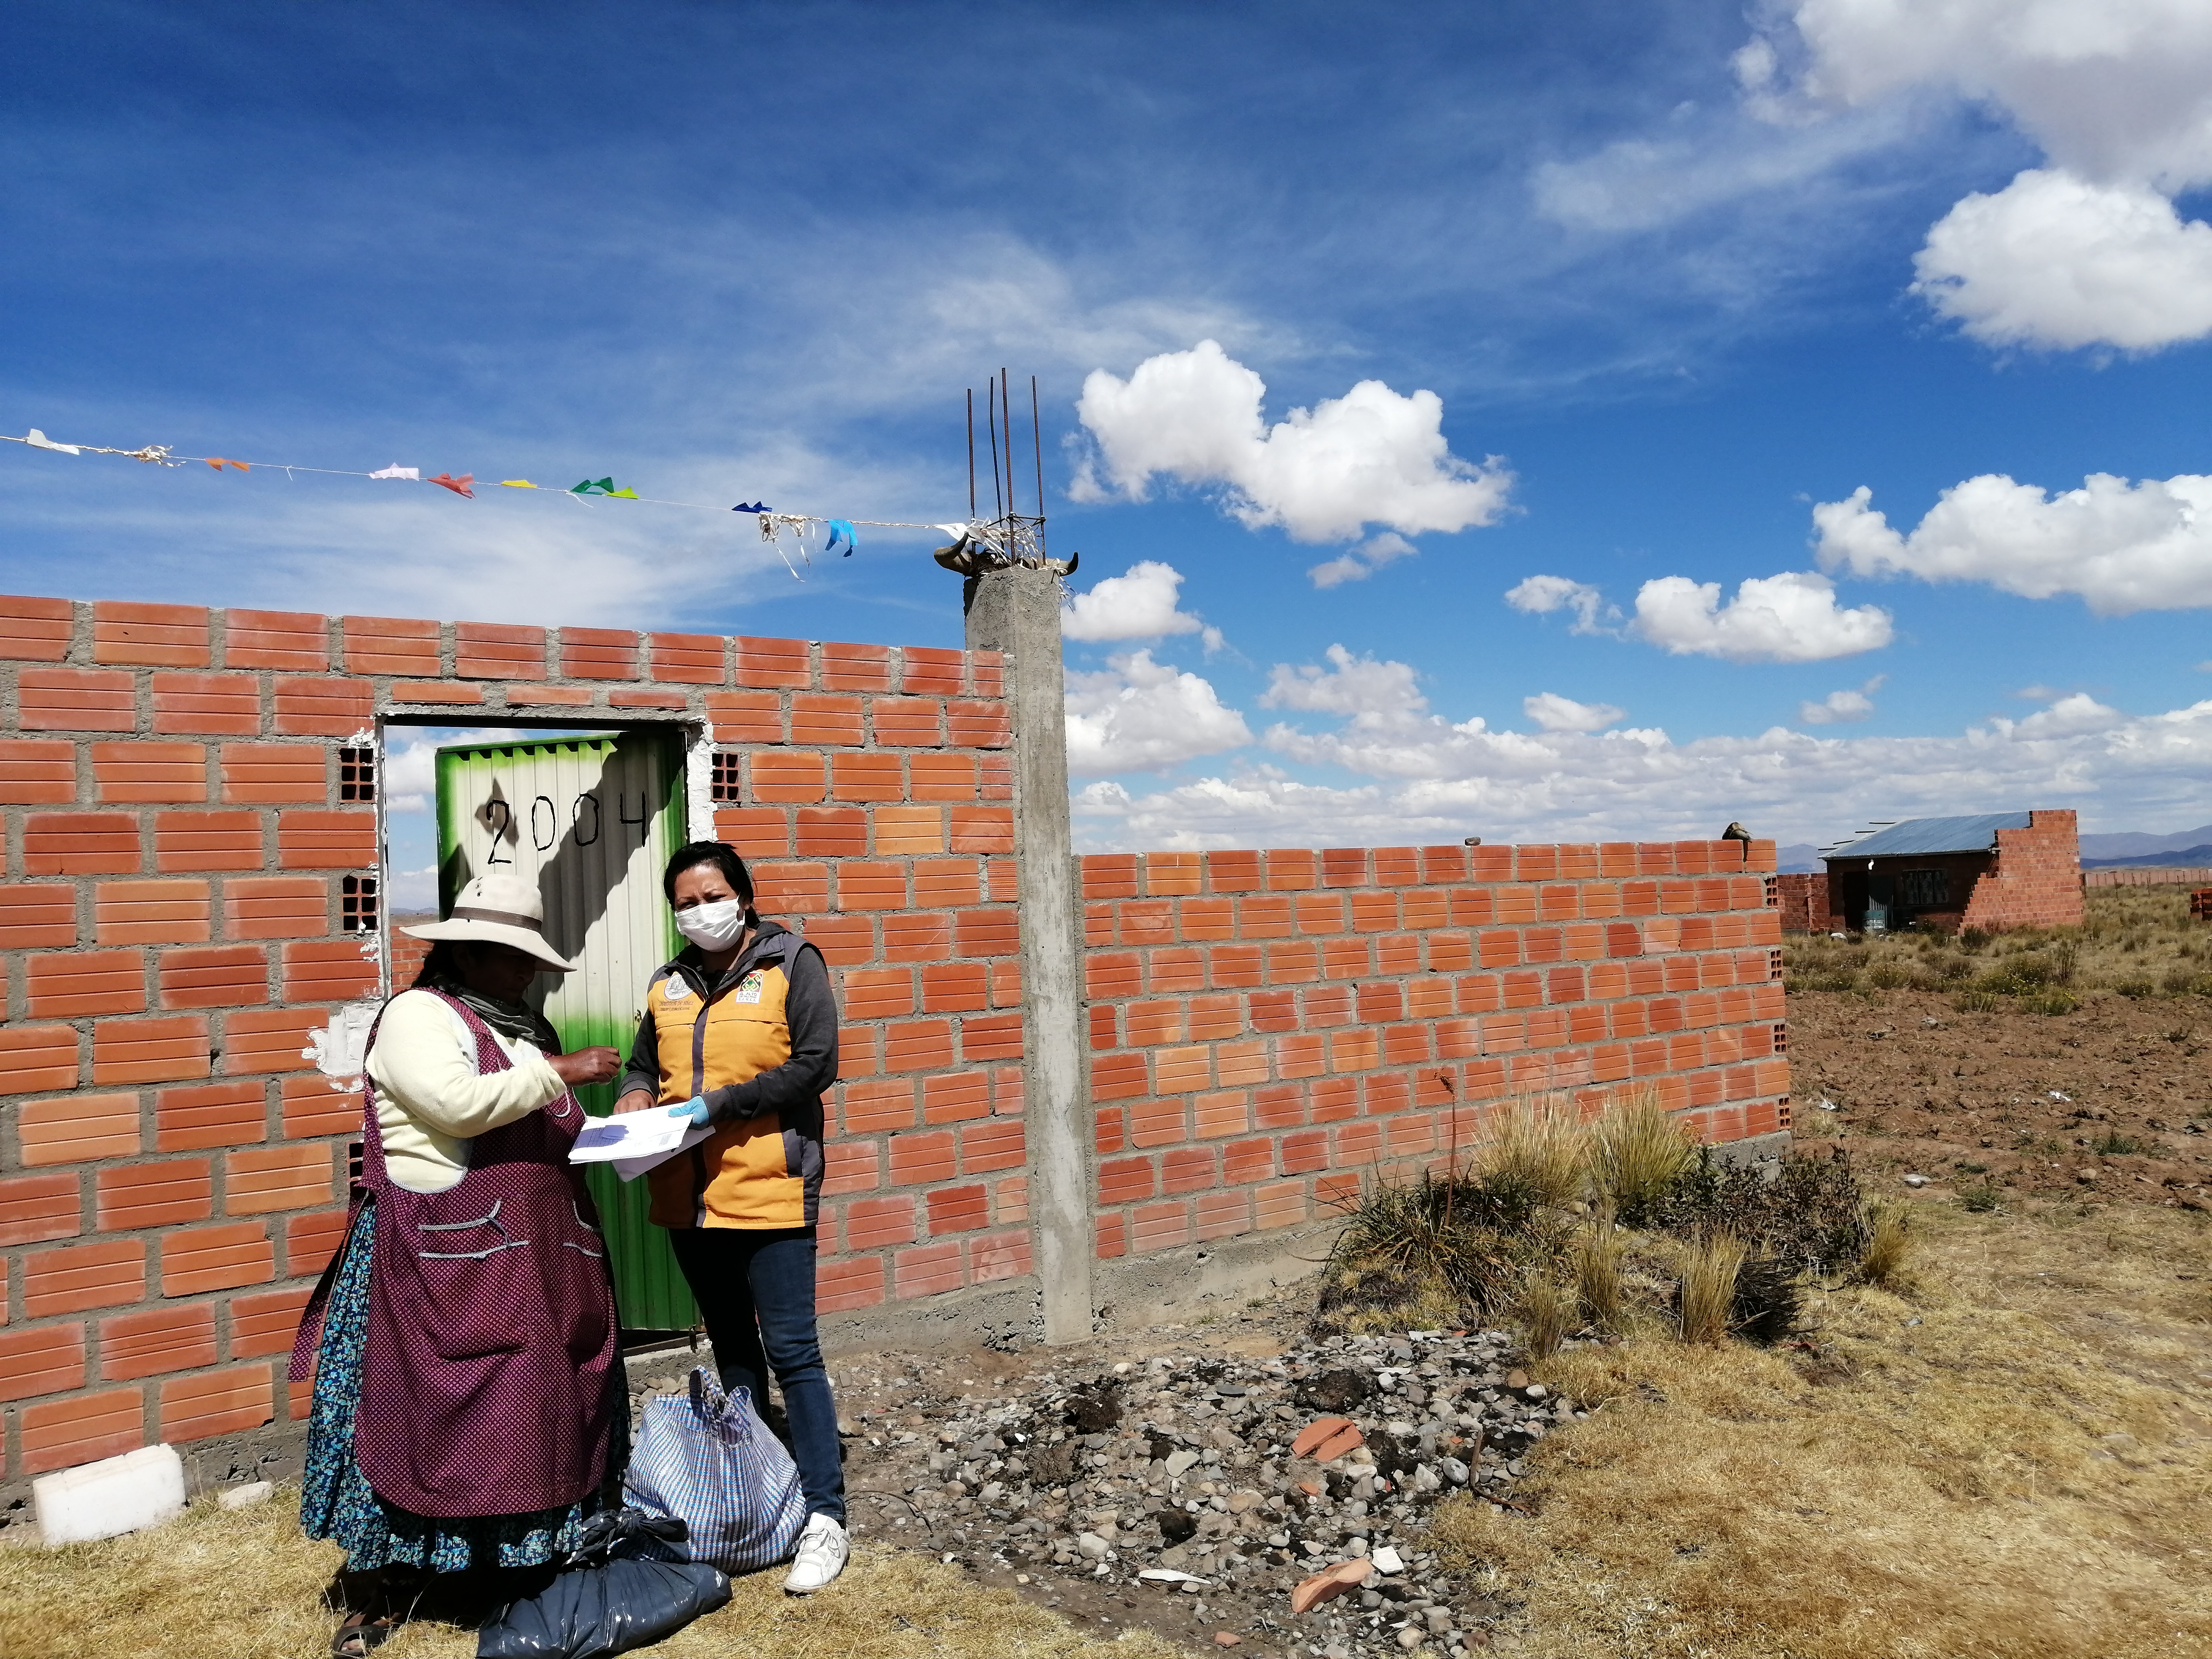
[1958,1181,2002,1213]
[1858,1201,1912,1289]
[1675,1234,1746,1345]
[1589,1093,1697,1226]
[1519,1271,1576,1361]
[1572,1216,1626,1331]
[2090,1130,2148,1157]
[1481,1099,1590,1209]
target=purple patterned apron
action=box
[292,991,618,1519]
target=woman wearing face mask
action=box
[613,840,848,1593]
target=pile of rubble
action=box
[847,1328,1584,1657]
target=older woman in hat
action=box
[292,873,624,1657]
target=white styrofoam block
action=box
[216,1480,273,1511]
[33,1444,185,1546]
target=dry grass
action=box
[1572,1218,1625,1331]
[1434,1199,2212,1659]
[1674,1234,1745,1344]
[1859,1200,1912,1289]
[1589,1092,1699,1221]
[1480,1099,1590,1208]
[0,1503,1183,1659]
[1518,1271,1575,1361]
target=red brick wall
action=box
[1774,872,1832,933]
[1079,840,1791,1262]
[1962,809,2083,932]
[0,594,1016,1483]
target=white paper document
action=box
[569,1112,714,1181]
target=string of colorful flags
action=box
[2,425,970,580]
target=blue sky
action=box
[7,0,2212,853]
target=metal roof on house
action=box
[1822,812,2032,861]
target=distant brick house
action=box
[1816,809,2081,934]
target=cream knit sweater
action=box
[364,988,569,1193]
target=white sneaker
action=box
[783,1511,849,1594]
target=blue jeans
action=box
[667,1227,844,1524]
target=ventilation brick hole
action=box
[339,747,377,803]
[1769,948,1785,981]
[710,751,743,803]
[347,1139,364,1188]
[1773,1022,1788,1053]
[1763,875,1778,907]
[342,873,379,934]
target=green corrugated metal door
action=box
[432,730,696,1331]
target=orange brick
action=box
[795,807,866,858]
[0,1173,82,1245]
[651,632,726,684]
[220,743,324,804]
[225,609,328,672]
[95,1158,212,1230]
[284,1207,349,1276]
[157,945,268,1009]
[909,753,978,801]
[1131,1200,1192,1254]
[278,809,374,869]
[509,684,592,706]
[342,614,440,676]
[950,806,1013,854]
[925,1182,989,1235]
[93,601,209,667]
[92,741,206,804]
[960,1012,1022,1063]
[0,738,77,804]
[837,861,908,910]
[840,967,914,1021]
[892,1240,964,1299]
[280,1072,357,1136]
[150,672,260,735]
[93,1014,209,1085]
[839,1077,917,1134]
[921,1069,991,1124]
[841,1194,916,1251]
[23,811,137,874]
[0,1322,86,1402]
[156,1080,267,1150]
[0,882,76,948]
[455,621,547,680]
[159,1221,271,1296]
[818,1256,885,1313]
[16,1093,140,1166]
[224,875,327,938]
[223,1007,322,1075]
[872,697,943,747]
[887,1129,956,1185]
[27,950,147,1017]
[920,962,989,1013]
[734,635,809,689]
[884,1020,956,1072]
[159,1364,272,1443]
[225,1143,334,1214]
[753,860,829,914]
[830,752,903,801]
[901,647,963,696]
[1193,1090,1252,1139]
[227,1286,311,1357]
[23,1239,146,1317]
[706,690,781,743]
[883,910,951,961]
[791,694,864,746]
[961,1117,1024,1174]
[608,687,686,709]
[0,594,74,662]
[560,627,640,679]
[270,675,372,736]
[750,751,825,804]
[712,806,789,859]
[282,938,377,1003]
[151,809,263,873]
[0,1024,81,1095]
[946,699,1010,749]
[95,877,212,944]
[822,642,893,692]
[18,667,136,731]
[17,1387,145,1475]
[99,1304,217,1380]
[873,805,944,855]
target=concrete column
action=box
[965,566,1092,1344]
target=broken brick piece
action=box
[1290,1415,1364,1462]
[1289,1558,1373,1615]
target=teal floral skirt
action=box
[299,1198,626,1573]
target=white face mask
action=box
[674,898,747,951]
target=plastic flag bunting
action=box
[826,518,857,557]
[369,463,419,480]
[500,479,537,488]
[427,472,474,498]
[206,458,249,472]
[731,500,769,513]
[571,478,639,498]
[23,429,80,455]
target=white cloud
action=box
[1079,647,2212,851]
[1071,340,1513,544]
[1760,0,2212,350]
[1061,560,1207,641]
[1523,692,1626,733]
[1815,470,2212,614]
[1912,169,2212,350]
[1799,674,1886,725]
[1631,571,1894,663]
[1308,532,1417,590]
[1505,574,1618,635]
[1064,649,1253,775]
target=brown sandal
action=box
[330,1611,395,1658]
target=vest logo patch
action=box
[729,971,767,1005]
[662,977,694,1002]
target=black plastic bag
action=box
[475,1558,731,1659]
[564,1506,692,1567]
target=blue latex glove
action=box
[667,1097,710,1126]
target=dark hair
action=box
[663,840,753,907]
[412,938,460,988]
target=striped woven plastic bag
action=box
[623,1368,807,1574]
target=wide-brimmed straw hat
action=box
[402,872,575,972]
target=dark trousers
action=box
[667,1226,844,1524]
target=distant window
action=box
[1897,868,1950,908]
[710,751,743,803]
[343,872,379,934]
[339,746,377,802]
